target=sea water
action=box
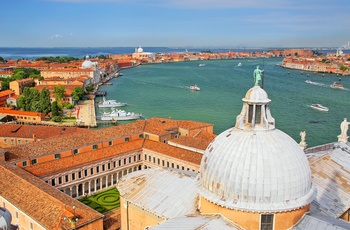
[96,58,350,147]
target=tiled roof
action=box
[0,108,43,117]
[25,139,144,177]
[308,142,350,218]
[143,139,202,165]
[0,161,103,230]
[5,122,144,162]
[0,124,87,139]
[0,90,14,97]
[169,132,216,151]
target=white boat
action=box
[100,109,142,121]
[310,104,329,112]
[97,97,127,108]
[199,64,206,67]
[237,62,242,67]
[305,80,324,86]
[330,82,344,89]
[190,85,200,91]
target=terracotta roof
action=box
[169,132,216,151]
[0,90,14,97]
[5,122,144,162]
[25,139,144,177]
[0,161,103,230]
[0,124,87,140]
[143,139,202,165]
[0,108,43,117]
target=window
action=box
[65,175,69,182]
[129,157,131,163]
[25,140,29,144]
[91,168,93,174]
[138,154,141,161]
[248,105,262,124]
[31,159,37,165]
[78,171,82,178]
[11,139,14,145]
[52,178,56,186]
[92,144,98,150]
[4,139,7,144]
[54,154,60,159]
[84,169,88,176]
[73,149,79,155]
[72,173,75,180]
[134,155,136,162]
[102,164,105,171]
[118,160,121,166]
[139,134,143,138]
[30,222,34,230]
[18,140,21,145]
[59,177,62,184]
[15,211,18,219]
[22,161,27,167]
[109,141,113,146]
[124,158,126,164]
[96,166,100,173]
[145,134,149,139]
[261,214,274,230]
[125,137,129,142]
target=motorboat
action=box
[100,109,142,121]
[330,82,344,89]
[199,64,206,67]
[305,80,324,86]
[237,62,242,67]
[190,85,200,91]
[310,104,329,112]
[97,97,127,108]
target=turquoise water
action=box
[96,58,350,147]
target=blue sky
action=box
[1,0,350,48]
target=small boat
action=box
[100,109,142,121]
[237,62,242,67]
[310,104,329,112]
[97,97,127,108]
[199,64,206,67]
[330,82,344,89]
[103,82,113,85]
[305,80,324,86]
[190,85,200,91]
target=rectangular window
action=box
[108,163,111,170]
[109,141,113,146]
[30,222,34,230]
[102,165,105,171]
[51,178,55,186]
[92,144,98,150]
[256,105,262,124]
[4,139,7,144]
[261,214,274,230]
[72,173,75,180]
[73,149,79,155]
[124,158,126,164]
[113,161,116,168]
[248,105,254,124]
[145,134,149,139]
[15,211,18,219]
[25,140,29,144]
[22,161,27,167]
[144,154,147,160]
[65,175,69,182]
[134,155,136,162]
[96,166,100,173]
[31,159,37,165]
[125,137,129,142]
[129,157,131,163]
[139,134,143,138]
[162,160,165,166]
[138,154,141,161]
[59,177,62,184]
[118,160,121,166]
[54,154,60,159]
[91,168,93,174]
[78,171,82,178]
[18,140,21,145]
[84,169,88,176]
[11,139,14,145]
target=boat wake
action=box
[305,80,325,86]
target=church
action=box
[117,75,350,229]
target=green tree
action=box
[53,86,66,105]
[51,101,60,117]
[85,85,94,92]
[0,56,5,62]
[71,86,84,104]
[39,88,51,114]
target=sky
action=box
[1,0,350,48]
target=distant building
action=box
[0,90,15,107]
[132,46,156,63]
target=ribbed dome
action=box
[198,85,315,212]
[137,47,143,53]
[243,85,270,103]
[82,55,93,69]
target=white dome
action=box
[243,85,270,103]
[198,85,315,212]
[82,55,93,69]
[137,47,143,53]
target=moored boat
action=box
[97,97,127,108]
[310,104,329,112]
[237,62,242,67]
[190,85,200,91]
[100,109,142,121]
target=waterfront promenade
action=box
[76,99,97,127]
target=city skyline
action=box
[1,0,350,48]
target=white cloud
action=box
[50,34,63,39]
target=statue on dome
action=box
[340,118,350,137]
[254,65,264,86]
